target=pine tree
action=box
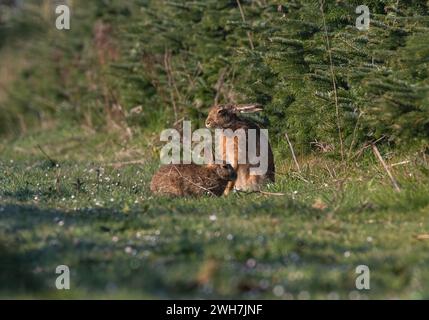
[2,0,429,154]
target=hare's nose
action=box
[205,120,211,128]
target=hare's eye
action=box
[218,109,227,115]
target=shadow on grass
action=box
[0,204,185,298]
[0,204,68,297]
[0,232,44,296]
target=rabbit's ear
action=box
[217,105,229,114]
[233,104,263,113]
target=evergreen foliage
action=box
[1,0,428,153]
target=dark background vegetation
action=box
[1,0,428,155]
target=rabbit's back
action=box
[150,164,230,196]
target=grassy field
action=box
[1,126,429,299]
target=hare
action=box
[150,163,237,197]
[205,103,275,194]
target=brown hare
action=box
[205,103,275,194]
[150,163,237,197]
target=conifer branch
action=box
[164,50,179,121]
[236,0,255,50]
[319,0,344,161]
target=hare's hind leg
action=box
[223,181,235,195]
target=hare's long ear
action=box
[217,104,231,113]
[233,104,264,113]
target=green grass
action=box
[1,126,429,299]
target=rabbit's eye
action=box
[218,109,228,115]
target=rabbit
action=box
[150,163,237,197]
[205,103,275,194]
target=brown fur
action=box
[205,104,275,194]
[150,163,237,197]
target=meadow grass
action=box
[1,126,429,299]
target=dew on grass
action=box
[297,291,310,300]
[273,285,284,297]
[290,252,300,263]
[284,292,294,300]
[49,239,60,247]
[327,292,340,300]
[344,251,351,258]
[33,266,43,274]
[349,290,361,300]
[246,258,257,269]
[144,235,157,243]
[287,270,304,281]
[209,214,217,221]
[259,280,269,290]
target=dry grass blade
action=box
[259,191,286,196]
[372,144,401,192]
[285,132,301,174]
[416,234,429,240]
[319,0,344,161]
